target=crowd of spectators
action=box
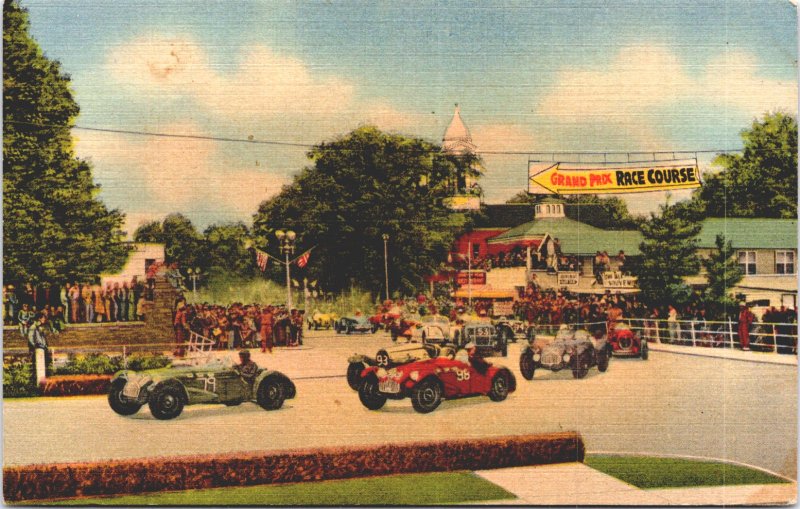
[449,244,627,277]
[171,299,305,356]
[3,280,147,329]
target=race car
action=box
[607,323,648,359]
[492,317,529,343]
[519,326,612,380]
[461,322,508,357]
[108,357,296,420]
[307,311,337,330]
[346,339,457,390]
[335,314,380,334]
[356,356,516,413]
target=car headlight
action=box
[409,371,420,381]
[377,368,387,377]
[533,353,541,362]
[563,353,571,363]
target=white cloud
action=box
[538,45,797,121]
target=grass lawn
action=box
[45,471,515,506]
[585,455,791,489]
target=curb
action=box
[647,343,796,366]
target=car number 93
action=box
[376,354,389,366]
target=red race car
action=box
[356,356,516,413]
[607,323,649,359]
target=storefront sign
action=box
[529,162,701,195]
[444,195,481,210]
[493,300,515,317]
[557,271,580,286]
[456,270,486,286]
[602,271,637,288]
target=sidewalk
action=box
[648,342,797,366]
[475,463,797,505]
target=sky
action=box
[22,0,798,234]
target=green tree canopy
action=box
[506,192,640,229]
[133,214,204,272]
[252,126,476,295]
[632,203,701,307]
[3,0,128,284]
[699,112,797,218]
[701,234,743,319]
[203,222,255,278]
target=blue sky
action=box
[22,0,798,233]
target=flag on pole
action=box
[255,248,269,272]
[296,250,311,268]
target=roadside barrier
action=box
[3,432,585,502]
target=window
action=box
[472,243,480,259]
[776,251,795,275]
[738,251,756,275]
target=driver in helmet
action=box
[457,341,491,375]
[234,349,260,391]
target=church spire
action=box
[442,103,476,155]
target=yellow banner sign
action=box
[529,162,701,194]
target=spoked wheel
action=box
[257,378,285,410]
[641,341,649,360]
[148,384,185,420]
[519,352,536,380]
[571,355,589,379]
[488,371,510,402]
[108,381,142,416]
[411,378,442,413]
[358,377,387,410]
[597,350,610,372]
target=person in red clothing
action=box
[738,302,755,351]
[260,306,274,353]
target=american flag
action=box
[255,248,269,272]
[296,250,311,268]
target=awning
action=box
[453,286,518,299]
[486,233,547,250]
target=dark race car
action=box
[108,358,296,420]
[346,339,456,390]
[335,314,380,334]
[492,317,529,343]
[607,322,648,359]
[461,322,508,357]
[357,356,516,413]
[519,326,612,380]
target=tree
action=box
[632,203,701,307]
[252,126,476,294]
[3,1,128,284]
[701,234,743,319]
[506,192,640,229]
[698,112,797,218]
[132,221,164,243]
[133,214,204,272]
[203,222,255,277]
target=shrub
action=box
[54,353,121,376]
[126,353,171,371]
[3,357,37,398]
[39,375,112,396]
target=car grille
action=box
[475,338,492,346]
[379,379,400,393]
[122,380,141,399]
[542,352,562,366]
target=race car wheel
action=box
[108,380,142,416]
[346,362,364,390]
[224,401,243,406]
[619,336,632,349]
[256,378,285,410]
[571,355,589,379]
[597,350,610,372]
[346,325,353,334]
[411,378,442,414]
[519,352,536,380]
[334,322,341,334]
[372,324,380,334]
[641,341,649,360]
[488,371,510,402]
[501,341,508,357]
[358,377,387,410]
[148,384,185,420]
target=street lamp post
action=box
[186,268,202,302]
[382,234,390,301]
[275,230,297,308]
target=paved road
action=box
[4,330,797,478]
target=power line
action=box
[6,119,746,157]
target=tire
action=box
[488,371,510,402]
[346,362,364,390]
[224,401,243,406]
[108,381,142,416]
[501,341,508,357]
[346,325,352,335]
[148,384,185,420]
[256,378,285,410]
[597,350,610,372]
[411,378,443,414]
[372,324,379,334]
[358,377,387,410]
[334,322,341,334]
[314,323,319,330]
[641,341,649,360]
[519,352,536,380]
[571,355,589,379]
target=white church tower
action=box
[442,104,481,210]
